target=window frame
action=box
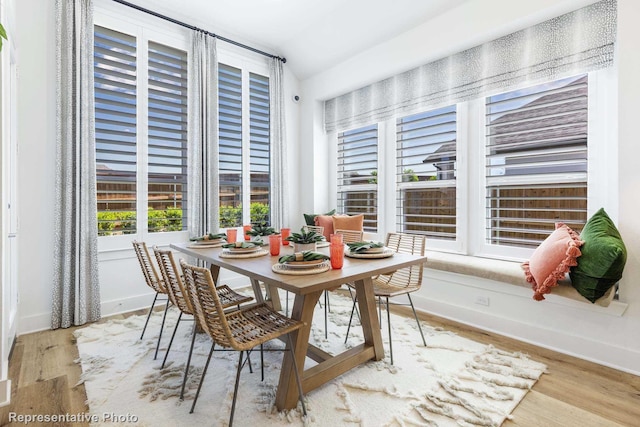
[95,6,190,252]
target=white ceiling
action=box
[126,0,470,79]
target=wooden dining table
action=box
[170,241,428,410]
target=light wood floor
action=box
[0,302,638,427]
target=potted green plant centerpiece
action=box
[285,227,324,252]
[246,221,277,244]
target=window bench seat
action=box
[423,251,616,307]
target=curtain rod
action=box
[111,0,287,63]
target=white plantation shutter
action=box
[337,124,378,232]
[94,26,138,235]
[147,41,188,232]
[249,72,270,223]
[485,75,588,248]
[396,105,457,241]
[218,63,243,227]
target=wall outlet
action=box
[475,295,490,306]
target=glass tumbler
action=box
[269,234,281,256]
[243,224,252,241]
[280,227,291,246]
[330,243,344,269]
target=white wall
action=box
[299,0,640,375]
[12,0,302,333]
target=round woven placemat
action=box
[187,242,224,249]
[272,261,331,275]
[219,249,269,259]
[345,248,395,259]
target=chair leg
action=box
[324,291,329,339]
[140,292,159,340]
[408,294,427,346]
[347,287,361,322]
[386,296,393,365]
[180,322,198,400]
[345,297,357,343]
[154,301,171,360]
[260,344,264,381]
[161,312,182,368]
[190,341,216,414]
[229,351,244,427]
[287,334,307,417]
[378,296,382,329]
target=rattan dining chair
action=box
[302,224,325,237]
[318,228,365,338]
[153,247,253,400]
[334,229,363,244]
[132,241,170,359]
[180,259,307,426]
[344,232,427,365]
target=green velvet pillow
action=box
[303,209,336,226]
[570,208,626,303]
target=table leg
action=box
[275,290,322,410]
[264,284,282,311]
[249,278,265,304]
[209,264,221,283]
[354,277,385,361]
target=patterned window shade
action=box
[325,0,616,133]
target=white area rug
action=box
[75,292,546,427]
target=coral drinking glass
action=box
[269,234,281,256]
[330,243,344,269]
[280,227,291,246]
[243,224,252,241]
[226,228,237,243]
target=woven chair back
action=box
[132,241,166,294]
[375,233,426,290]
[335,229,364,244]
[153,247,193,315]
[180,260,236,348]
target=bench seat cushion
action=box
[424,251,615,307]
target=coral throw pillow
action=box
[332,214,364,232]
[522,223,584,301]
[314,215,335,240]
[303,209,336,226]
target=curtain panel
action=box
[269,59,289,229]
[187,32,219,236]
[324,0,617,133]
[52,0,101,329]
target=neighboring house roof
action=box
[422,75,587,165]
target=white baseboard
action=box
[0,379,11,407]
[410,292,640,376]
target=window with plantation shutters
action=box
[218,63,271,228]
[485,74,588,248]
[396,105,457,241]
[337,124,378,232]
[94,24,189,237]
[147,42,188,233]
[219,63,243,227]
[94,26,138,236]
[249,72,270,224]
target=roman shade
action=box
[324,0,616,133]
